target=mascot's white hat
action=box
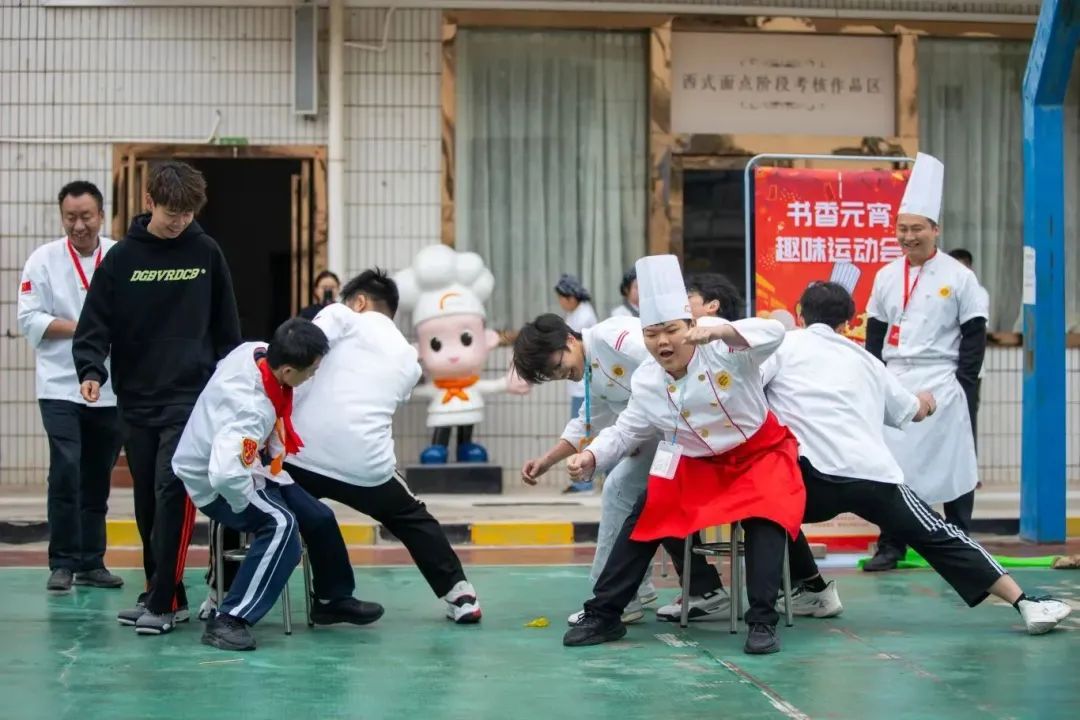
[636,254,692,328]
[898,152,944,224]
[394,244,495,326]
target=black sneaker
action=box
[562,611,627,647]
[863,546,902,572]
[47,568,74,593]
[744,623,781,655]
[74,568,124,588]
[202,612,256,651]
[310,597,385,626]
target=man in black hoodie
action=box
[74,161,241,636]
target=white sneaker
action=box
[657,588,731,622]
[1018,596,1072,635]
[568,599,645,626]
[444,580,482,624]
[783,580,843,618]
[198,590,218,621]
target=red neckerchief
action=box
[256,355,303,456]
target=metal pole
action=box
[1019,0,1077,543]
[742,153,915,317]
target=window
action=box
[455,29,648,328]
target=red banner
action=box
[754,166,909,343]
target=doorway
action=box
[111,144,327,341]
[674,156,751,313]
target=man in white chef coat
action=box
[764,281,1070,635]
[283,270,483,624]
[562,256,807,654]
[863,153,987,572]
[513,313,731,626]
[18,181,124,594]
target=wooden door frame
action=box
[110,144,328,278]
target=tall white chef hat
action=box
[898,152,944,224]
[394,244,495,326]
[636,254,692,328]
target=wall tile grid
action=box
[1,2,1075,497]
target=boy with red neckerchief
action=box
[172,318,384,651]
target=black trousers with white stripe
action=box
[284,463,467,598]
[789,458,1005,607]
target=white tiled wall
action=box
[0,2,574,489]
[0,1,1075,495]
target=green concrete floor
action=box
[0,566,1077,720]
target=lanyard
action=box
[67,240,102,291]
[583,365,592,440]
[666,375,691,443]
[901,250,936,315]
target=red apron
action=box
[630,412,805,542]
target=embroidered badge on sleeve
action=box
[240,438,258,467]
[20,280,32,294]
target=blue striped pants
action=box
[199,485,302,625]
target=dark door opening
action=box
[189,159,301,341]
[681,168,748,314]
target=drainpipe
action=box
[328,0,346,275]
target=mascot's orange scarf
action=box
[433,375,480,404]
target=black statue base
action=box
[404,463,503,494]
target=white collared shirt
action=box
[18,237,117,404]
[760,324,919,484]
[560,316,649,449]
[866,252,988,367]
[289,304,422,487]
[172,342,285,512]
[586,318,785,472]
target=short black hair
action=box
[266,318,329,370]
[315,270,340,286]
[341,268,399,316]
[799,282,855,329]
[58,181,104,212]
[512,313,580,384]
[619,268,636,297]
[686,273,742,319]
[948,248,973,265]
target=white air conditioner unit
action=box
[293,2,318,116]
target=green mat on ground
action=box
[856,548,1059,570]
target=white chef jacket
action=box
[172,342,289,512]
[586,318,785,473]
[760,324,919,485]
[289,304,421,487]
[565,301,599,399]
[18,237,117,405]
[609,303,638,320]
[560,316,651,450]
[413,373,509,429]
[866,250,988,503]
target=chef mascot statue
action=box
[395,244,526,465]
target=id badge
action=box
[886,324,901,347]
[649,441,683,480]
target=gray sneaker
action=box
[47,568,74,594]
[74,568,124,589]
[135,611,176,635]
[118,596,191,626]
